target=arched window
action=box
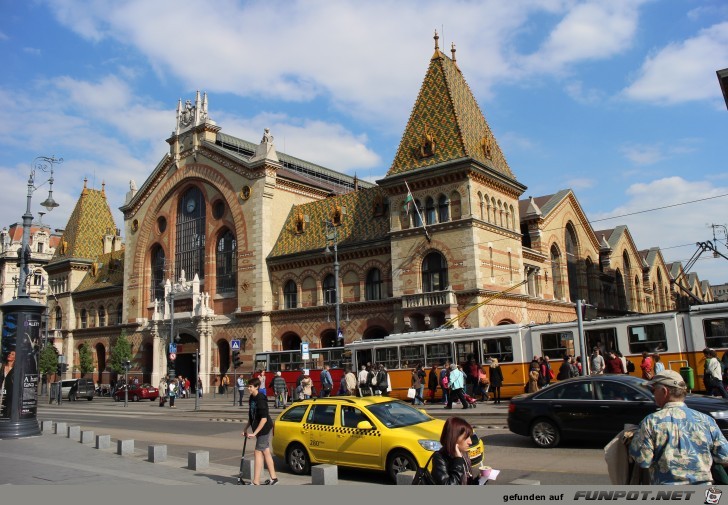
[586,258,598,306]
[634,276,642,312]
[412,199,423,227]
[438,194,449,223]
[175,186,206,280]
[150,245,165,303]
[80,309,88,329]
[550,245,563,301]
[422,252,448,292]
[365,268,383,301]
[284,280,298,309]
[622,252,633,310]
[616,270,627,311]
[478,192,484,220]
[54,306,62,329]
[450,191,461,220]
[216,230,237,294]
[99,305,106,327]
[117,304,123,325]
[510,204,516,230]
[425,197,436,225]
[323,274,336,305]
[565,223,579,302]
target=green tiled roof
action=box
[269,187,389,258]
[387,48,514,180]
[75,249,125,292]
[50,184,117,262]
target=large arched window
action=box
[99,305,106,327]
[412,199,423,227]
[150,245,165,303]
[117,304,123,325]
[622,251,633,311]
[284,280,298,309]
[438,194,449,223]
[565,223,579,302]
[176,186,206,280]
[422,252,448,292]
[216,230,237,294]
[54,306,62,329]
[323,274,336,305]
[616,269,627,311]
[80,309,88,329]
[425,197,436,225]
[365,268,383,301]
[550,245,563,301]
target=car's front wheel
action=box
[387,449,417,482]
[286,443,311,475]
[530,418,561,448]
[114,395,120,402]
[132,394,139,402]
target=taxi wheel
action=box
[387,450,417,482]
[530,418,560,448]
[286,443,311,475]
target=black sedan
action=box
[508,374,728,448]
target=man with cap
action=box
[271,371,287,408]
[629,369,728,484]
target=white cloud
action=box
[564,177,596,190]
[22,47,41,55]
[623,22,728,104]
[564,80,604,104]
[620,139,699,165]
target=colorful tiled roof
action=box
[75,249,125,293]
[387,40,514,180]
[50,182,118,262]
[269,187,390,258]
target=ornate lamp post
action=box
[0,155,61,439]
[323,220,342,347]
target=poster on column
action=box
[0,311,40,419]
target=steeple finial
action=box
[434,29,439,51]
[451,42,456,63]
[101,181,106,196]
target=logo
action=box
[706,487,722,505]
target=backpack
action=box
[626,361,635,373]
[411,453,436,485]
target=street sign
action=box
[231,339,240,350]
[301,342,309,361]
[169,353,176,361]
[169,343,177,354]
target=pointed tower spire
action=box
[101,181,106,197]
[451,42,456,63]
[432,29,441,59]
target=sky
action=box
[1,0,727,285]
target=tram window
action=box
[540,332,575,360]
[628,324,668,354]
[425,343,452,366]
[400,345,425,368]
[328,348,344,369]
[375,347,399,370]
[455,341,479,366]
[585,328,619,356]
[704,318,728,349]
[482,337,513,363]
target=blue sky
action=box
[1,0,727,284]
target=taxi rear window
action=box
[280,405,308,423]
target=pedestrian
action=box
[272,371,287,407]
[222,374,230,395]
[527,367,540,393]
[575,356,583,375]
[197,377,203,398]
[529,356,540,371]
[569,356,580,377]
[477,369,489,402]
[428,363,439,403]
[242,377,278,485]
[640,351,654,380]
[653,353,665,374]
[158,376,167,407]
[629,370,728,484]
[445,363,469,410]
[411,364,425,405]
[617,351,629,375]
[366,365,378,395]
[177,375,185,398]
[605,351,625,374]
[465,355,480,397]
[257,370,267,398]
[590,347,605,375]
[301,374,313,399]
[439,361,450,405]
[489,358,504,404]
[557,356,572,380]
[236,375,246,406]
[704,348,728,398]
[376,364,389,396]
[184,376,191,398]
[168,378,177,408]
[319,364,333,398]
[357,364,369,396]
[539,356,553,387]
[432,416,478,485]
[344,366,357,396]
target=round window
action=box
[212,200,225,220]
[157,216,167,233]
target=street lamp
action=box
[323,220,342,347]
[166,286,176,380]
[0,155,62,439]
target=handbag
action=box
[406,388,416,399]
[412,453,436,485]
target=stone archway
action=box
[281,332,302,351]
[363,326,389,340]
[95,343,106,383]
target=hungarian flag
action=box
[403,189,414,215]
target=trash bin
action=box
[680,366,694,390]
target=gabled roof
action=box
[75,249,125,293]
[269,187,389,258]
[518,190,571,220]
[50,181,117,263]
[387,35,514,180]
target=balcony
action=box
[401,290,456,309]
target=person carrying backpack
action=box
[319,364,333,398]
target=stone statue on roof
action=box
[130,180,137,192]
[262,128,274,144]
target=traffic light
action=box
[232,350,241,368]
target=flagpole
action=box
[404,181,431,242]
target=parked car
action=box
[113,383,159,402]
[508,374,728,448]
[272,396,484,482]
[60,379,95,401]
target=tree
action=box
[77,342,94,377]
[109,332,132,374]
[38,344,59,379]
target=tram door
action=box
[454,341,480,366]
[355,349,373,370]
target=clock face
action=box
[186,199,196,213]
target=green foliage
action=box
[77,342,94,377]
[39,344,59,377]
[109,332,132,374]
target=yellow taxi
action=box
[271,396,485,482]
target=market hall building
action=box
[42,35,713,387]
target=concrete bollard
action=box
[148,445,167,463]
[241,458,254,480]
[117,439,135,456]
[81,430,95,444]
[312,464,338,485]
[396,470,416,485]
[188,451,209,470]
[67,425,81,441]
[54,422,67,435]
[41,420,54,433]
[510,478,541,485]
[95,434,111,450]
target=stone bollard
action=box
[117,439,135,456]
[41,420,54,433]
[188,451,209,470]
[148,445,167,463]
[67,425,81,441]
[54,422,67,435]
[81,430,95,444]
[510,478,541,485]
[241,458,254,480]
[312,464,338,485]
[396,470,416,485]
[95,434,111,450]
